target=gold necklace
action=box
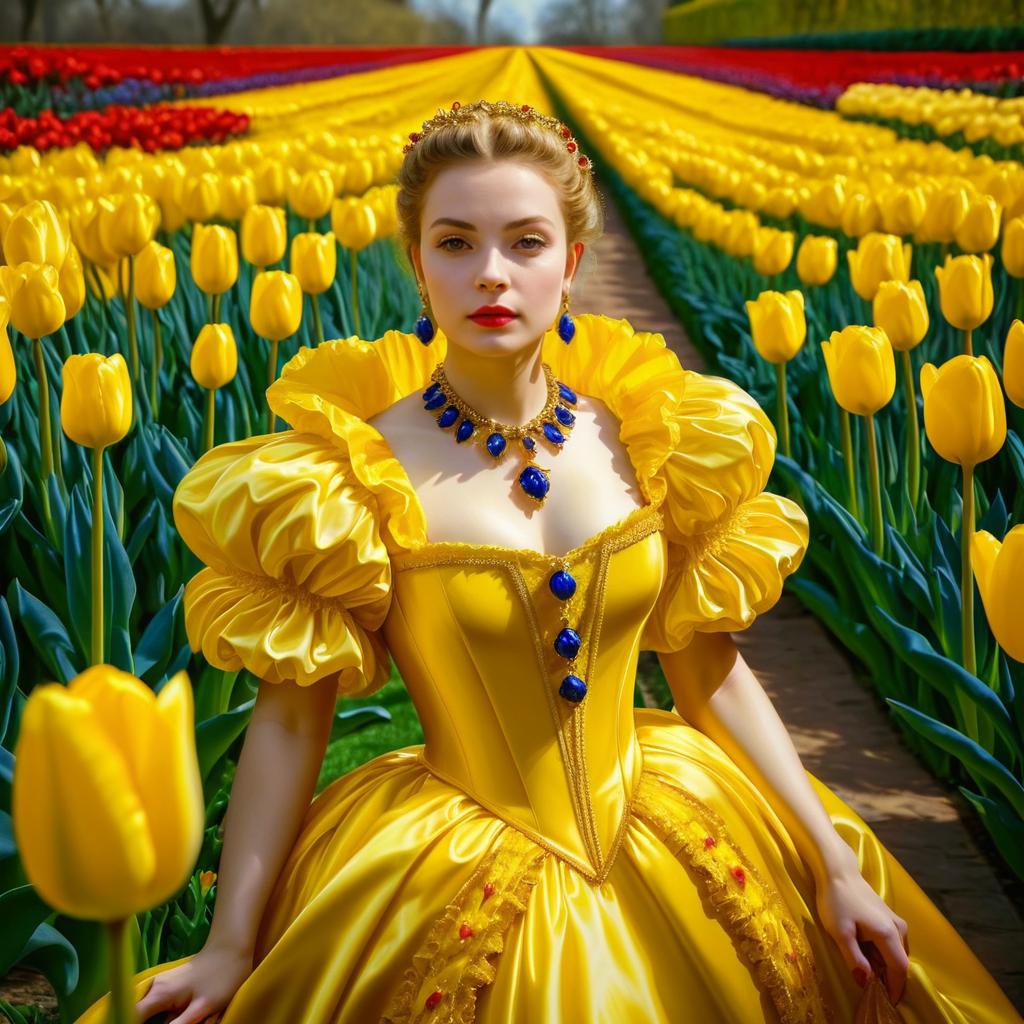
[421,361,578,507]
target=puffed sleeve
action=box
[640,371,809,653]
[171,430,393,697]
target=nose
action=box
[474,245,510,293]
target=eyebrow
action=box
[429,215,555,230]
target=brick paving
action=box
[576,195,1024,1015]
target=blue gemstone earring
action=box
[414,284,434,345]
[557,291,575,344]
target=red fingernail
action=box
[853,967,868,988]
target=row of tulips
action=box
[528,64,1024,881]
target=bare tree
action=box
[476,0,493,43]
[197,0,244,44]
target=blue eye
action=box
[437,235,547,252]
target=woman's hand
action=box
[133,944,253,1024]
[815,867,910,1006]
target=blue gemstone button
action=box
[549,570,577,600]
[542,423,565,445]
[425,392,446,411]
[554,405,576,428]
[554,627,581,660]
[437,406,458,428]
[456,419,475,442]
[559,675,587,703]
[558,382,577,405]
[519,465,549,501]
[486,432,506,457]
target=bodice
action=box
[381,503,667,883]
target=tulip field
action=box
[1,40,1023,1021]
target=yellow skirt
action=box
[74,709,1021,1023]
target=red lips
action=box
[470,305,516,316]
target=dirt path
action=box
[576,195,1024,1013]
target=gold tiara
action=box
[402,99,593,177]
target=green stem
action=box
[964,327,973,356]
[204,387,215,452]
[32,337,56,547]
[311,292,324,346]
[266,338,280,433]
[105,916,135,1024]
[841,407,860,521]
[206,291,213,325]
[774,361,790,458]
[212,293,222,324]
[900,348,920,511]
[351,248,359,337]
[866,412,884,556]
[149,309,163,416]
[127,254,139,383]
[91,445,104,665]
[962,463,978,676]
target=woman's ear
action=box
[565,241,583,289]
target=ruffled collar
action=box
[266,313,689,553]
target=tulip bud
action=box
[972,528,1024,663]
[954,195,1001,254]
[12,665,204,920]
[58,243,86,321]
[3,199,69,269]
[255,160,286,206]
[135,240,177,310]
[290,232,336,295]
[847,232,912,301]
[333,202,377,252]
[241,204,287,269]
[249,270,303,342]
[840,193,880,238]
[744,290,806,364]
[919,183,969,245]
[1004,319,1024,409]
[182,172,220,223]
[795,235,837,287]
[801,178,845,229]
[10,262,65,339]
[762,186,798,220]
[751,227,794,277]
[61,352,132,449]
[872,279,929,352]
[219,173,256,222]
[0,298,14,404]
[99,192,159,260]
[920,354,1006,467]
[934,253,993,332]
[190,224,238,296]
[820,325,896,416]
[191,323,237,390]
[288,169,334,221]
[1001,217,1024,278]
[879,185,927,237]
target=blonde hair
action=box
[395,104,604,294]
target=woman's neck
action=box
[441,340,549,426]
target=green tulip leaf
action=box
[125,497,160,566]
[6,581,77,685]
[133,587,184,684]
[957,787,1024,879]
[0,883,52,973]
[195,698,255,782]
[14,920,79,1001]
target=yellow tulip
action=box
[0,298,14,404]
[840,193,881,238]
[182,172,220,223]
[820,325,896,416]
[331,200,378,252]
[872,280,929,352]
[58,243,86,321]
[953,194,1001,254]
[78,199,120,268]
[290,232,336,295]
[191,322,237,389]
[847,232,912,301]
[135,240,177,310]
[190,224,238,296]
[801,178,845,229]
[99,192,159,260]
[255,160,286,205]
[61,352,132,449]
[920,355,1006,467]
[3,199,69,268]
[10,262,65,339]
[1001,216,1024,278]
[934,253,993,332]
[745,290,806,363]
[878,185,927,237]
[972,528,1024,662]
[795,235,837,287]
[12,665,203,921]
[762,186,798,220]
[919,183,969,244]
[1003,319,1024,409]
[289,169,334,221]
[250,270,303,342]
[751,227,794,276]
[241,204,287,269]
[721,210,759,258]
[219,173,256,221]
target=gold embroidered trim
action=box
[674,505,755,570]
[381,826,548,1024]
[632,773,835,1024]
[220,568,349,614]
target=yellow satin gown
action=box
[76,315,1021,1024]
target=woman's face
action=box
[410,159,582,356]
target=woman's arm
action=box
[203,674,338,959]
[657,631,860,886]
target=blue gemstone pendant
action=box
[415,315,435,345]
[456,419,475,442]
[557,312,576,344]
[518,464,550,504]
[558,382,577,405]
[437,406,458,429]
[486,432,507,457]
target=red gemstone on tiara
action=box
[521,104,530,111]
[452,101,460,110]
[567,142,577,152]
[561,126,571,137]
[579,157,589,167]
[410,132,421,141]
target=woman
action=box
[75,99,1021,1024]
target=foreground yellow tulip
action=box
[291,231,336,295]
[1002,217,1024,278]
[847,232,912,301]
[99,192,159,260]
[3,199,69,269]
[135,240,176,309]
[61,353,133,449]
[934,253,993,345]
[795,235,837,287]
[953,194,1001,254]
[972,528,1024,663]
[191,322,237,390]
[12,664,204,920]
[872,280,929,352]
[745,290,806,363]
[821,325,896,416]
[242,204,287,269]
[289,168,334,221]
[250,270,303,342]
[10,262,65,339]
[1005,320,1024,409]
[751,226,794,276]
[191,223,238,297]
[920,355,1006,468]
